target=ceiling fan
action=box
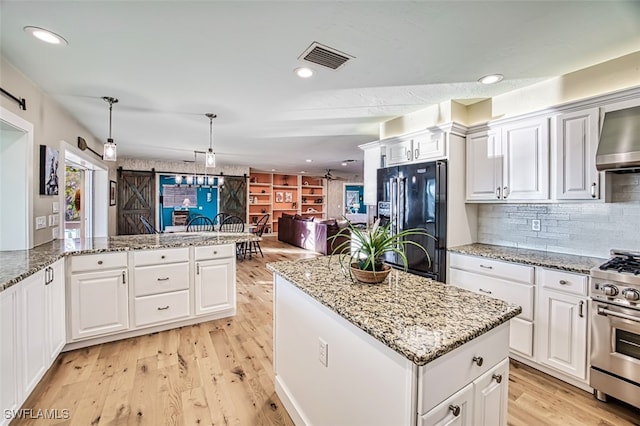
[323,169,347,181]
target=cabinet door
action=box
[46,260,66,362]
[20,271,47,395]
[414,132,446,161]
[473,359,509,426]
[195,259,235,315]
[0,285,21,417]
[555,108,600,200]
[70,268,129,340]
[538,289,588,379]
[362,144,381,206]
[466,131,501,201]
[501,118,549,200]
[420,382,474,426]
[387,139,413,165]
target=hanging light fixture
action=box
[102,96,119,161]
[205,113,217,168]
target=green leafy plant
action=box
[329,218,435,276]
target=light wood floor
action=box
[17,237,640,425]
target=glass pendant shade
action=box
[175,175,182,185]
[103,139,117,161]
[185,175,194,185]
[205,149,215,168]
[197,175,205,185]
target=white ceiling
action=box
[1,1,639,177]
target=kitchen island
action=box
[267,256,521,426]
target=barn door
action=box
[117,170,155,235]
[219,176,247,221]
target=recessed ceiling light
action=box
[305,159,312,163]
[294,67,314,78]
[271,169,276,172]
[24,26,68,45]
[478,74,504,85]
[300,171,306,174]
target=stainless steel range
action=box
[590,249,640,408]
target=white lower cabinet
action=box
[194,245,236,316]
[46,259,66,363]
[421,383,474,426]
[0,285,20,423]
[537,269,588,380]
[20,270,48,396]
[69,267,129,340]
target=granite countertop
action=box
[267,256,521,366]
[0,232,257,292]
[447,243,606,274]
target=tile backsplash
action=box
[477,173,640,258]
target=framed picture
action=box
[39,145,59,195]
[275,191,284,203]
[285,191,293,203]
[110,180,117,206]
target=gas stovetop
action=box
[591,249,640,305]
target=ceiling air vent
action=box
[299,42,353,70]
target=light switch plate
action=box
[52,227,59,239]
[52,202,59,213]
[52,215,60,226]
[48,215,54,226]
[36,216,47,230]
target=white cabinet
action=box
[420,383,474,426]
[473,358,509,426]
[537,269,588,380]
[194,245,236,316]
[69,253,129,340]
[466,117,549,201]
[385,130,446,166]
[0,285,20,421]
[449,253,535,358]
[361,142,381,206]
[20,270,48,396]
[46,259,66,363]
[554,108,600,200]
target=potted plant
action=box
[329,219,435,284]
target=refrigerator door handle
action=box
[397,177,405,232]
[389,177,397,235]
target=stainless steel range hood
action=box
[596,105,640,172]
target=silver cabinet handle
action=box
[559,280,568,285]
[122,271,126,284]
[157,305,170,311]
[479,288,492,295]
[44,267,51,285]
[406,150,411,161]
[496,187,501,199]
[492,373,503,384]
[503,186,509,199]
[448,405,461,417]
[479,264,493,270]
[472,356,483,366]
[579,300,584,318]
[196,263,200,275]
[157,277,170,281]
[591,182,597,198]
[414,148,419,159]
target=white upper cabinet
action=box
[554,108,600,200]
[385,129,447,166]
[387,138,414,165]
[361,143,381,206]
[466,117,549,202]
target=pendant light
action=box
[205,113,217,168]
[102,96,119,161]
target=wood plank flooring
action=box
[16,237,640,425]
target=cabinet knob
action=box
[448,405,461,417]
[161,255,166,259]
[472,356,484,367]
[492,373,503,384]
[559,280,568,285]
[214,251,218,255]
[97,260,103,265]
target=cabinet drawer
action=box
[449,268,534,321]
[134,290,190,327]
[450,253,534,284]
[420,382,473,425]
[134,262,189,297]
[418,323,509,414]
[133,247,189,266]
[194,244,234,261]
[539,268,588,296]
[71,252,128,273]
[510,317,534,357]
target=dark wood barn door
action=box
[117,170,155,235]
[219,176,247,220]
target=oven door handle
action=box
[597,306,640,324]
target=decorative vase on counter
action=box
[350,263,391,284]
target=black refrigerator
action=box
[376,160,447,282]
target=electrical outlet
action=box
[531,219,541,232]
[52,227,59,239]
[318,338,328,367]
[35,216,47,230]
[48,215,54,226]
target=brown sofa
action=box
[277,215,349,255]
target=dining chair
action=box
[212,212,228,230]
[245,214,270,259]
[139,215,159,234]
[186,215,215,232]
[220,215,246,259]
